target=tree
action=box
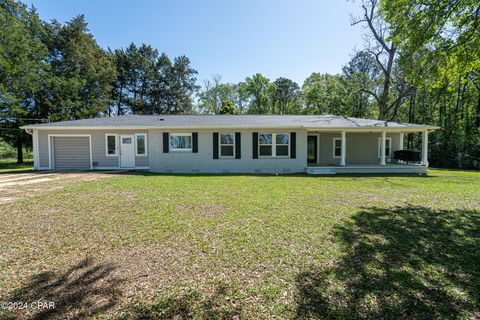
[240,73,272,114]
[165,55,199,114]
[218,100,239,114]
[44,15,115,121]
[109,48,130,116]
[342,52,380,118]
[111,46,198,114]
[381,0,480,82]
[150,52,172,114]
[302,73,349,116]
[270,77,300,114]
[351,0,412,120]
[198,75,239,114]
[0,0,48,163]
[378,0,480,169]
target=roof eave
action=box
[20,124,305,130]
[304,125,440,132]
[21,125,440,131]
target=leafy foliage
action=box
[379,0,480,168]
[1,0,479,168]
[110,44,198,115]
[218,100,239,114]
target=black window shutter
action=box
[163,132,169,153]
[213,132,219,159]
[192,132,198,153]
[252,132,258,159]
[235,132,241,159]
[290,132,296,159]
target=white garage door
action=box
[53,137,91,170]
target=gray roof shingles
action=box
[22,114,438,130]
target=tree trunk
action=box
[378,45,396,120]
[476,90,480,128]
[448,77,467,141]
[117,84,124,116]
[17,137,23,164]
[407,93,416,149]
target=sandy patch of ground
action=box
[0,171,122,204]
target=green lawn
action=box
[0,169,479,319]
[0,159,33,173]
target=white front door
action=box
[120,135,135,168]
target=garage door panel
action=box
[53,137,90,170]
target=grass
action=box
[0,159,33,173]
[0,169,479,319]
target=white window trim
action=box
[333,138,342,158]
[219,133,235,159]
[378,137,392,157]
[170,133,193,152]
[105,133,118,157]
[135,133,148,156]
[258,133,290,158]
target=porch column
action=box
[380,131,387,166]
[340,131,346,166]
[421,130,429,166]
[398,132,404,151]
[32,129,39,170]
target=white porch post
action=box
[340,131,346,166]
[32,129,39,170]
[421,130,429,166]
[380,131,387,166]
[398,132,404,151]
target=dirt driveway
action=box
[0,171,121,204]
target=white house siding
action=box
[148,129,308,174]
[314,132,401,165]
[35,129,407,172]
[36,129,149,169]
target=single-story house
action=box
[22,115,439,174]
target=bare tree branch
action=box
[362,88,381,103]
[360,0,394,54]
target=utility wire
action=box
[0,118,50,122]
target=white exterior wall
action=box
[32,128,416,173]
[36,129,149,170]
[148,129,307,174]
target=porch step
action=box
[306,167,336,175]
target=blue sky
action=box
[24,0,365,85]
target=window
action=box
[259,133,289,157]
[170,133,192,151]
[135,133,147,156]
[275,133,289,156]
[333,138,342,158]
[106,134,117,156]
[219,133,235,157]
[259,133,272,156]
[378,137,392,157]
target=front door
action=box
[307,135,318,164]
[120,135,135,168]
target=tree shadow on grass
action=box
[3,257,124,320]
[119,283,243,320]
[295,205,480,319]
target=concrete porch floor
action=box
[306,163,427,175]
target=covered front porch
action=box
[305,129,431,174]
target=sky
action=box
[24,0,365,86]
